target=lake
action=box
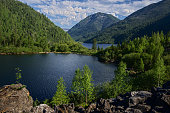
[0,53,116,101]
[82,43,113,49]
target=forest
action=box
[0,0,90,54]
[32,31,170,107]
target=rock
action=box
[131,91,152,98]
[115,106,124,112]
[0,84,33,113]
[129,96,145,107]
[32,104,54,113]
[75,106,85,113]
[116,96,124,101]
[0,82,170,113]
[87,103,96,113]
[135,104,151,112]
[161,94,170,106]
[125,108,142,113]
[55,103,75,113]
[129,91,152,107]
[96,98,111,112]
[152,106,164,112]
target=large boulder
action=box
[129,91,152,107]
[32,104,54,113]
[55,103,75,113]
[0,84,33,113]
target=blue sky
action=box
[18,0,162,29]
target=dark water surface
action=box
[82,43,113,49]
[0,53,116,101]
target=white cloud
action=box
[18,0,162,28]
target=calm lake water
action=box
[82,43,113,49]
[0,53,116,101]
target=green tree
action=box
[153,56,166,87]
[82,65,94,104]
[139,58,144,72]
[92,38,97,50]
[15,67,22,83]
[71,65,94,105]
[43,99,50,106]
[101,46,103,51]
[51,77,69,106]
[71,68,83,104]
[97,46,100,51]
[33,98,40,107]
[112,61,132,97]
[104,51,110,61]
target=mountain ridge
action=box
[88,0,170,43]
[68,12,120,42]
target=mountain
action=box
[0,0,73,51]
[68,12,120,42]
[89,0,170,43]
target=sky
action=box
[18,0,162,29]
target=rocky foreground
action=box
[0,82,169,113]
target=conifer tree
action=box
[153,56,166,87]
[92,38,97,50]
[97,46,100,51]
[82,65,94,105]
[15,67,22,83]
[139,58,144,72]
[51,77,69,106]
[112,61,132,97]
[71,65,94,105]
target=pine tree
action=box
[82,65,94,105]
[51,77,69,106]
[153,56,166,87]
[97,46,100,51]
[92,38,97,50]
[33,98,40,107]
[15,67,22,83]
[104,51,110,61]
[101,46,103,51]
[139,58,144,72]
[71,65,94,105]
[112,61,132,97]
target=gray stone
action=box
[135,104,151,112]
[55,104,75,113]
[161,94,170,106]
[129,96,145,107]
[131,91,152,98]
[32,104,54,113]
[125,108,142,113]
[0,84,33,113]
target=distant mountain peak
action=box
[88,0,170,43]
[68,12,120,42]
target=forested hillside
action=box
[68,12,120,42]
[32,31,170,108]
[89,0,170,43]
[96,31,170,91]
[0,0,77,53]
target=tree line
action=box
[0,0,90,54]
[43,31,169,107]
[96,31,169,90]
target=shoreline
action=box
[0,51,89,56]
